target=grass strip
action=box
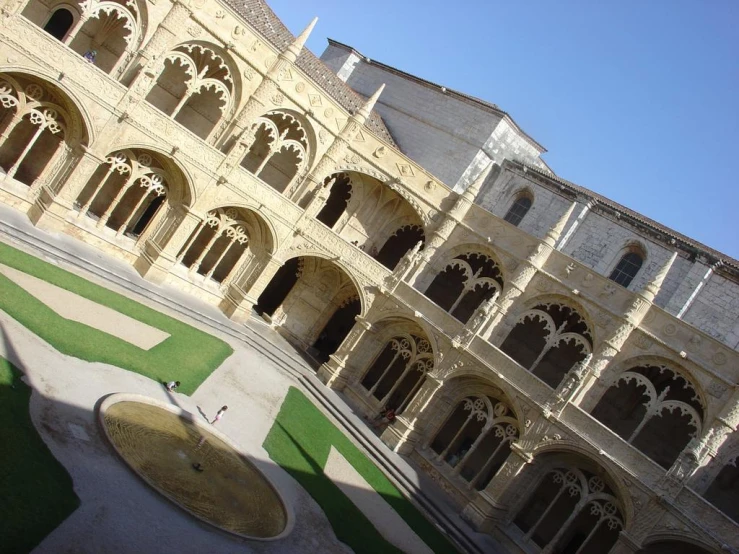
[263,387,457,554]
[0,356,80,553]
[0,241,232,394]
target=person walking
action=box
[211,405,228,424]
[165,380,180,392]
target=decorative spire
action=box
[544,201,577,247]
[283,17,318,62]
[641,251,678,302]
[354,83,385,123]
[463,162,495,202]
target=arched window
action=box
[429,396,518,490]
[500,303,592,388]
[591,363,704,468]
[240,111,308,193]
[361,335,434,414]
[514,467,624,554]
[609,251,644,288]
[424,252,503,323]
[43,8,75,41]
[375,224,425,270]
[176,208,251,283]
[503,194,532,226]
[316,173,352,229]
[75,150,172,241]
[146,44,235,140]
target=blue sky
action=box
[268,0,739,259]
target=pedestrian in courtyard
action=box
[372,406,396,430]
[211,405,228,424]
[165,380,180,392]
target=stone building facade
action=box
[0,0,737,552]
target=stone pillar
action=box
[133,208,202,283]
[122,1,192,103]
[317,316,374,389]
[383,376,442,454]
[484,203,577,345]
[461,444,533,532]
[577,252,678,412]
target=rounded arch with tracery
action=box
[240,110,310,194]
[591,358,705,469]
[500,300,593,389]
[0,72,88,190]
[145,42,237,141]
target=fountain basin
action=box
[98,394,291,540]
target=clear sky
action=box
[267,0,739,259]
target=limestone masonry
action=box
[0,0,736,551]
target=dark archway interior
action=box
[256,258,300,316]
[703,462,739,523]
[131,195,166,237]
[316,173,351,229]
[638,541,713,554]
[375,225,424,270]
[43,9,74,41]
[312,298,361,363]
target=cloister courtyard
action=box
[0,204,481,554]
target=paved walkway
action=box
[0,203,505,554]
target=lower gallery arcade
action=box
[0,10,736,551]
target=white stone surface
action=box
[0,263,170,350]
[324,446,434,554]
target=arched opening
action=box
[43,8,75,41]
[256,258,300,317]
[500,302,592,388]
[256,257,360,357]
[429,395,518,490]
[68,1,139,74]
[375,224,425,270]
[704,454,739,523]
[425,252,503,323]
[146,44,234,140]
[609,250,645,288]
[361,333,433,414]
[503,193,532,226]
[76,150,174,239]
[174,207,268,284]
[316,173,351,229]
[240,111,308,193]
[591,363,703,469]
[513,456,624,554]
[0,74,86,191]
[312,297,361,363]
[638,541,714,554]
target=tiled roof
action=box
[513,161,739,270]
[224,0,397,146]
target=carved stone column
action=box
[461,443,533,532]
[133,208,202,284]
[485,203,577,345]
[317,316,375,389]
[383,376,443,454]
[577,252,678,412]
[122,1,192,103]
[30,144,103,227]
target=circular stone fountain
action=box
[99,394,290,540]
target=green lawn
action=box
[263,387,458,554]
[0,357,80,553]
[0,241,233,395]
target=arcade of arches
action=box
[0,7,736,550]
